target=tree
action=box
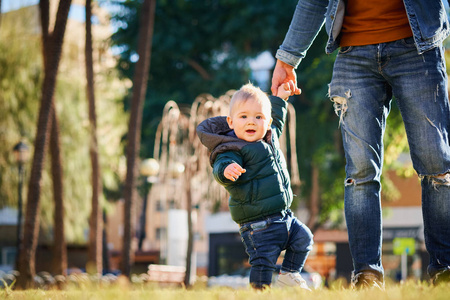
[121,0,156,278]
[17,0,72,289]
[49,107,67,276]
[1,1,129,258]
[108,0,298,158]
[0,7,42,210]
[184,162,194,286]
[85,0,103,275]
[39,0,68,277]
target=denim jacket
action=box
[276,0,450,68]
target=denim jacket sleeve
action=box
[276,0,329,68]
[403,0,450,54]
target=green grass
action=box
[1,279,449,300]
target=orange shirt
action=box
[340,0,413,47]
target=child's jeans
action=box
[239,210,313,289]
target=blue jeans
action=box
[239,210,313,288]
[328,37,450,278]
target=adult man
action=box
[271,0,450,288]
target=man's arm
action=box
[272,0,328,95]
[271,60,300,96]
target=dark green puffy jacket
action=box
[196,96,293,224]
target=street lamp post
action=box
[12,140,29,269]
[138,158,159,251]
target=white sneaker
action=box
[276,272,311,290]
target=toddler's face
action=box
[227,97,272,142]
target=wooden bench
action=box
[147,264,186,286]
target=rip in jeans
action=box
[329,88,352,126]
[420,173,450,189]
[345,178,356,186]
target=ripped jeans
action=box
[328,37,450,278]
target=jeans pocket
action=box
[400,37,416,48]
[338,46,353,54]
[239,230,255,255]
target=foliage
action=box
[39,66,128,243]
[105,0,298,158]
[0,5,129,243]
[0,7,42,209]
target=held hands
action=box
[271,60,301,97]
[277,81,297,100]
[224,163,246,182]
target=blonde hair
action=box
[229,83,272,116]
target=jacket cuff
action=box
[276,49,303,69]
[270,95,288,108]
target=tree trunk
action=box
[14,152,26,271]
[184,161,194,287]
[121,0,156,278]
[49,104,67,276]
[306,164,320,232]
[17,0,72,289]
[40,0,67,277]
[85,0,103,275]
[102,210,110,273]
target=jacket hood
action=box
[196,116,235,151]
[197,116,260,166]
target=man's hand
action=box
[224,163,246,182]
[271,60,301,97]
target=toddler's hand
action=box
[224,163,246,182]
[277,80,299,100]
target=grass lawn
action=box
[1,279,449,300]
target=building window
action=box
[156,200,163,212]
[1,247,17,270]
[156,200,177,211]
[169,200,176,209]
[156,227,166,240]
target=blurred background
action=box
[1,0,449,289]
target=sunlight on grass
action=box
[1,280,450,300]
